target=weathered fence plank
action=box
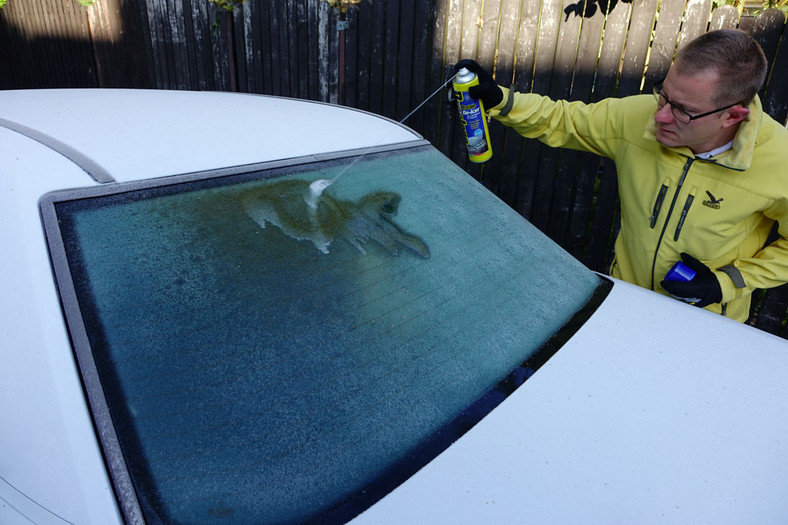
[353,1,371,109]
[422,0,449,147]
[173,0,192,89]
[367,0,386,113]
[620,0,659,94]
[562,0,611,260]
[383,0,402,118]
[489,0,524,207]
[146,0,169,88]
[0,3,30,87]
[751,9,786,102]
[581,0,629,272]
[287,0,300,97]
[278,0,294,96]
[306,0,319,100]
[750,285,788,336]
[738,14,755,33]
[318,0,331,101]
[191,0,214,90]
[749,10,788,335]
[648,0,683,83]
[709,5,740,30]
[522,0,563,228]
[762,15,788,123]
[42,0,68,84]
[437,0,464,157]
[2,0,95,88]
[678,0,715,51]
[295,0,308,99]
[343,4,358,106]
[474,0,503,191]
[508,0,544,219]
[240,1,256,92]
[231,5,248,92]
[87,0,119,86]
[543,0,584,244]
[268,1,286,95]
[406,0,432,132]
[2,0,787,338]
[394,0,414,119]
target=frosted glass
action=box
[56,146,601,523]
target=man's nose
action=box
[655,103,674,124]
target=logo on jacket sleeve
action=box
[702,191,724,209]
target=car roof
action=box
[0,89,421,184]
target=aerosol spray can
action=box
[452,67,493,163]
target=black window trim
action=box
[0,117,116,184]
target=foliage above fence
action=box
[208,0,245,12]
[0,0,93,6]
[1,0,786,337]
[713,0,788,15]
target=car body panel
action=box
[1,126,123,524]
[2,89,787,524]
[0,89,421,183]
[354,277,788,524]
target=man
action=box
[457,29,788,322]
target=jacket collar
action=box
[644,95,763,171]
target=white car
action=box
[2,89,787,525]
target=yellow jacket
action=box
[490,88,788,321]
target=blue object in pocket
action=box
[665,261,696,282]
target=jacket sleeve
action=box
[487,87,632,160]
[714,199,788,303]
[711,114,788,304]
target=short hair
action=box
[674,29,768,105]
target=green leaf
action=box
[208,0,246,11]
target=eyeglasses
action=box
[653,80,739,124]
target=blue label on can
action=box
[457,92,489,155]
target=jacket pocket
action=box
[673,189,696,241]
[650,181,670,228]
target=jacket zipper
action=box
[650,157,695,289]
[673,191,695,241]
[649,183,669,228]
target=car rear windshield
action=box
[43,144,607,524]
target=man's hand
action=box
[454,59,504,109]
[660,253,722,308]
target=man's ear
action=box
[722,105,750,128]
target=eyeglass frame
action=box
[652,79,740,124]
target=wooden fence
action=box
[1,0,787,337]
